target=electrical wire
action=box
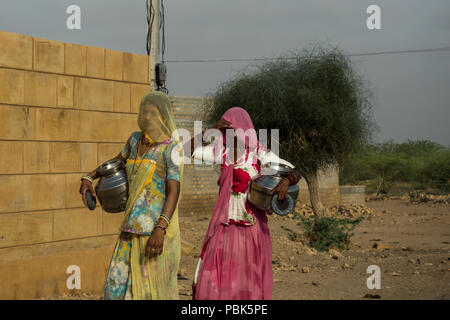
[146,0,155,56]
[163,46,450,64]
[160,0,165,64]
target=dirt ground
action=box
[176,198,450,300]
[41,198,450,300]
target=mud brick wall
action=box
[169,95,220,217]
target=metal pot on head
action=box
[95,159,129,213]
[247,162,299,216]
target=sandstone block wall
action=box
[0,30,148,299]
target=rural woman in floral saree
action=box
[79,91,184,300]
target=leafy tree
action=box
[204,45,375,216]
[340,140,450,194]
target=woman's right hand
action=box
[212,119,233,131]
[79,179,96,207]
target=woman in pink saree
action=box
[188,107,302,300]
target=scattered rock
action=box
[342,263,350,270]
[311,281,319,286]
[363,293,381,299]
[407,191,449,205]
[294,203,374,219]
[408,259,416,264]
[424,262,433,266]
[289,256,295,261]
[328,248,344,259]
[392,272,401,276]
[178,284,192,297]
[401,247,413,251]
[304,247,318,255]
[414,271,420,275]
[177,267,189,280]
[372,242,390,251]
[302,266,310,273]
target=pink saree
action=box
[193,107,273,300]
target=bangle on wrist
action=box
[81,175,94,183]
[159,213,171,225]
[284,174,297,185]
[155,224,167,234]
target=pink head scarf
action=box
[200,107,260,251]
[221,107,258,151]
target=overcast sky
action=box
[1,0,449,146]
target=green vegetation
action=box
[282,215,365,251]
[204,44,375,216]
[340,140,450,194]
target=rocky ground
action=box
[177,198,450,300]
[41,198,450,300]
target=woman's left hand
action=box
[145,228,165,259]
[271,178,290,201]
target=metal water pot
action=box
[247,163,299,216]
[95,159,129,213]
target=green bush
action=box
[284,215,364,251]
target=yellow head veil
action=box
[138,91,178,143]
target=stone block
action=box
[0,30,33,69]
[35,108,72,141]
[24,71,57,107]
[123,52,149,83]
[130,84,150,113]
[57,75,74,108]
[69,109,81,141]
[105,49,123,80]
[86,46,105,78]
[64,43,87,76]
[0,211,53,248]
[102,210,125,235]
[0,105,35,140]
[113,82,130,113]
[0,235,117,299]
[74,77,113,111]
[65,173,83,209]
[33,37,64,73]
[80,143,98,172]
[50,142,81,173]
[23,142,50,174]
[97,143,122,165]
[0,141,23,174]
[0,212,22,247]
[78,111,138,143]
[0,68,24,105]
[0,174,66,213]
[53,207,102,240]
